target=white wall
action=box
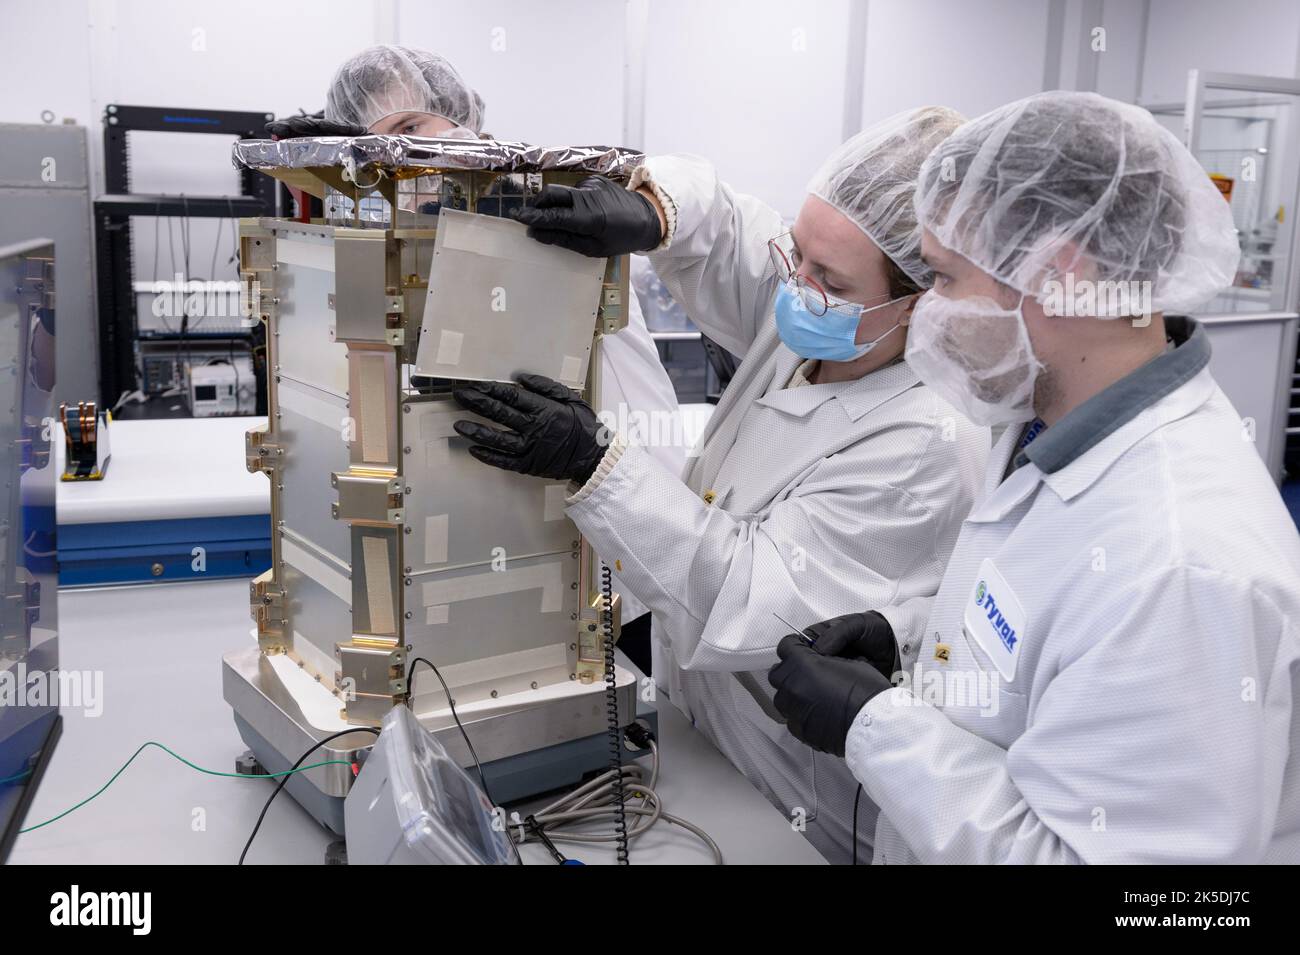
[3,0,1300,238]
[0,0,388,282]
[398,0,626,146]
[0,0,94,126]
[642,0,850,221]
[1140,0,1300,104]
[862,0,1053,123]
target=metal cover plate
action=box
[414,209,604,387]
[274,234,349,398]
[403,396,577,574]
[405,551,580,670]
[277,379,352,564]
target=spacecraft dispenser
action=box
[223,134,647,833]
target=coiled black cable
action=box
[602,562,630,864]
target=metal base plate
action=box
[223,646,650,835]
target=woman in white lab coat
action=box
[288,44,686,631]
[451,108,990,863]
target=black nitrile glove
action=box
[768,634,892,757]
[514,176,662,257]
[265,112,366,140]
[452,373,611,483]
[803,611,900,679]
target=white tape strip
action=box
[420,560,564,614]
[281,535,351,605]
[426,437,451,470]
[559,355,583,385]
[419,408,463,441]
[358,353,389,463]
[544,484,568,522]
[276,236,335,272]
[425,604,449,625]
[278,380,349,440]
[424,514,449,565]
[435,329,464,365]
[362,534,396,634]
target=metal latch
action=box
[576,592,621,683]
[250,570,288,653]
[331,472,404,524]
[246,427,282,474]
[336,639,407,725]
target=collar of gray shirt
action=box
[1012,315,1210,475]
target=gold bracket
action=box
[246,427,282,475]
[336,638,407,725]
[331,472,404,524]
[576,591,621,684]
[250,570,288,654]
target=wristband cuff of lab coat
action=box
[628,166,677,251]
[844,687,913,778]
[568,433,628,504]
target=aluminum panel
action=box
[277,379,352,564]
[403,396,578,574]
[404,552,580,670]
[414,209,604,386]
[273,236,348,398]
[279,530,352,682]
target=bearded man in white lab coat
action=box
[268,44,686,631]
[450,108,991,863]
[769,91,1300,864]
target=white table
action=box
[57,416,269,525]
[11,578,826,865]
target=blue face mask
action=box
[773,280,903,362]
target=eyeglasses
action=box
[768,232,869,317]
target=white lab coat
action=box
[566,155,990,863]
[847,366,1300,864]
[597,282,686,622]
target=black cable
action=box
[524,815,569,864]
[238,726,379,865]
[229,338,242,413]
[852,783,864,865]
[602,563,630,864]
[405,656,494,805]
[209,212,223,291]
[166,211,184,391]
[150,200,174,335]
[226,196,239,267]
[181,196,196,378]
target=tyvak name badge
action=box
[962,558,1025,681]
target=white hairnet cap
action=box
[915,91,1241,316]
[325,44,486,133]
[807,106,966,287]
